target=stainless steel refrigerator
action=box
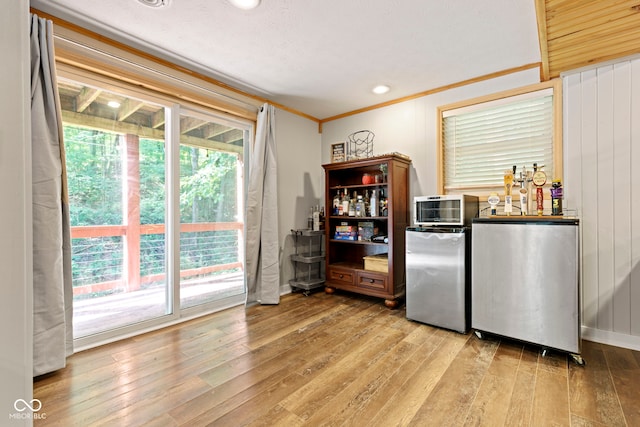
[405,227,471,333]
[471,218,581,360]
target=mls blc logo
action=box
[9,399,46,420]
[14,399,42,412]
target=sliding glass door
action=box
[58,76,250,346]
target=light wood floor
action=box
[34,291,640,426]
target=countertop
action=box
[473,216,579,225]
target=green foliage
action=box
[139,138,166,225]
[64,125,242,289]
[179,146,237,223]
[64,126,122,226]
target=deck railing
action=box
[70,222,244,297]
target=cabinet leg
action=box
[384,299,399,309]
[324,286,335,294]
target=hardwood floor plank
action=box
[568,341,626,426]
[407,334,500,426]
[337,325,444,427]
[32,294,640,427]
[570,413,609,427]
[243,302,348,351]
[245,404,305,427]
[300,332,423,425]
[196,298,384,389]
[463,340,523,426]
[278,314,405,420]
[368,329,470,426]
[537,347,569,378]
[171,296,385,424]
[602,344,640,426]
[91,376,212,427]
[531,368,571,426]
[503,345,539,426]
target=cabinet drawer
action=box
[357,271,388,291]
[328,268,355,286]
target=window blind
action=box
[442,90,554,191]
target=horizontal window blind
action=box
[442,91,554,190]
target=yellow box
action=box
[363,253,388,273]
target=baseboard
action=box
[581,326,640,351]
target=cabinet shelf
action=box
[328,239,387,246]
[329,215,387,220]
[330,183,387,191]
[323,154,411,308]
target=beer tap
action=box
[515,165,525,189]
[516,165,528,215]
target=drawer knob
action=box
[369,279,375,283]
[339,274,344,278]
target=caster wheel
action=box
[474,330,485,340]
[570,354,586,366]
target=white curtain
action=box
[245,104,280,305]
[30,14,73,376]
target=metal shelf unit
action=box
[289,229,325,295]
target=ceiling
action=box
[30,0,542,120]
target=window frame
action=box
[436,79,563,198]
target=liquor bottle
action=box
[550,180,563,215]
[370,189,378,217]
[348,191,356,216]
[333,190,340,215]
[341,189,349,216]
[363,190,370,216]
[355,195,364,217]
[307,207,314,229]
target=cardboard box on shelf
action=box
[363,253,388,273]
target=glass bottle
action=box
[355,195,364,217]
[551,180,563,215]
[341,189,349,216]
[348,191,356,216]
[370,189,378,217]
[333,190,340,216]
[363,190,370,216]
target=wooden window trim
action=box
[436,79,563,198]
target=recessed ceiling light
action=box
[137,0,169,7]
[228,0,261,10]
[372,85,390,95]
[108,101,121,108]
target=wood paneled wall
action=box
[564,57,640,346]
[537,0,640,81]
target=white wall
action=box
[1,0,33,424]
[274,109,323,291]
[320,68,540,218]
[564,58,640,350]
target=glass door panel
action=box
[60,80,169,338]
[178,112,245,309]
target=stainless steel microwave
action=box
[413,195,479,226]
